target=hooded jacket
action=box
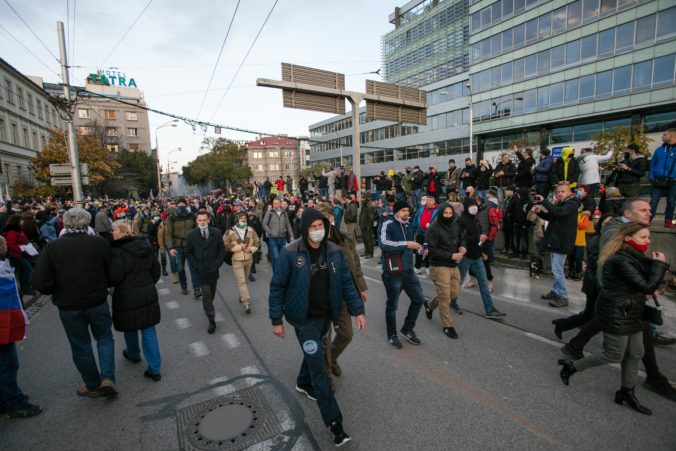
[268,208,364,326]
[535,194,579,254]
[426,203,465,268]
[552,148,580,187]
[109,237,161,332]
[533,155,554,183]
[457,198,484,260]
[578,150,613,185]
[379,210,415,273]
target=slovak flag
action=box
[0,260,29,344]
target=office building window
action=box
[513,57,525,81]
[566,41,580,65]
[579,74,596,101]
[526,18,538,43]
[126,112,138,121]
[653,54,676,87]
[568,0,581,27]
[582,0,600,22]
[635,15,656,45]
[581,34,597,61]
[537,86,549,110]
[538,13,551,39]
[596,70,613,98]
[565,79,579,104]
[551,45,565,70]
[632,61,652,90]
[78,109,90,119]
[538,49,550,74]
[612,65,632,95]
[127,128,138,137]
[656,7,676,40]
[552,6,567,33]
[615,21,634,53]
[549,82,564,107]
[513,23,525,48]
[600,0,616,16]
[598,28,614,57]
[105,110,117,120]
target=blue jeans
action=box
[0,343,28,412]
[650,180,676,221]
[9,256,32,294]
[476,189,488,199]
[485,240,496,263]
[58,302,115,390]
[320,188,328,199]
[293,317,342,427]
[175,247,199,291]
[550,252,568,298]
[124,326,161,375]
[412,189,422,209]
[165,249,178,273]
[459,257,497,314]
[268,237,287,268]
[382,268,425,337]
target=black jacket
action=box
[457,206,483,260]
[109,237,161,332]
[476,165,491,190]
[552,158,580,186]
[515,154,535,188]
[596,247,668,335]
[581,234,600,298]
[426,205,465,268]
[494,161,516,187]
[424,173,443,194]
[536,196,579,254]
[32,233,111,310]
[411,170,424,190]
[184,227,226,284]
[460,166,478,188]
[617,156,648,185]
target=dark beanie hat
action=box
[393,200,409,215]
[177,197,187,205]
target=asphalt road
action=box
[2,250,675,451]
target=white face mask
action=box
[468,206,479,215]
[308,229,325,243]
[198,224,208,230]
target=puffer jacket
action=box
[426,204,465,268]
[165,213,195,249]
[108,237,161,332]
[596,246,668,335]
[223,226,260,262]
[268,209,363,326]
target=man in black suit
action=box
[185,210,226,334]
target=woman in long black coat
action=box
[109,220,162,381]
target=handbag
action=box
[642,296,663,326]
[384,253,403,276]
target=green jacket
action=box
[402,171,414,191]
[359,202,376,230]
[165,214,196,249]
[329,225,367,293]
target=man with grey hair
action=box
[32,208,117,398]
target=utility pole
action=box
[57,21,84,203]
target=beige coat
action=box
[223,226,260,262]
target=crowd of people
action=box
[0,129,674,447]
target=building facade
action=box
[468,0,676,160]
[0,59,64,197]
[40,76,153,155]
[309,0,471,180]
[245,136,299,184]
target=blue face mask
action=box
[177,206,187,215]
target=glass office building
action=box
[468,0,676,159]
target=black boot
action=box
[207,320,216,334]
[552,319,564,340]
[558,359,576,385]
[615,386,652,415]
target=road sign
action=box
[49,163,89,176]
[51,176,90,186]
[279,63,346,114]
[364,80,427,125]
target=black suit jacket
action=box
[184,227,225,285]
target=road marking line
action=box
[208,375,229,385]
[158,288,170,296]
[165,301,179,310]
[175,318,192,329]
[240,365,259,374]
[524,332,560,347]
[222,333,241,349]
[189,341,209,357]
[213,385,237,396]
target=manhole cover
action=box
[177,386,282,451]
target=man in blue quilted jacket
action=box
[268,207,365,448]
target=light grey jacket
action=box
[262,209,294,239]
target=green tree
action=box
[182,138,252,190]
[30,128,120,197]
[105,149,158,197]
[592,125,654,163]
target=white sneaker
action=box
[416,269,426,276]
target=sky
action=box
[0,0,398,170]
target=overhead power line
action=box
[209,0,280,121]
[99,0,154,67]
[196,0,241,120]
[3,0,60,62]
[0,24,61,77]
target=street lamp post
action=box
[155,120,178,198]
[166,148,182,197]
[492,97,523,118]
[467,83,473,163]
